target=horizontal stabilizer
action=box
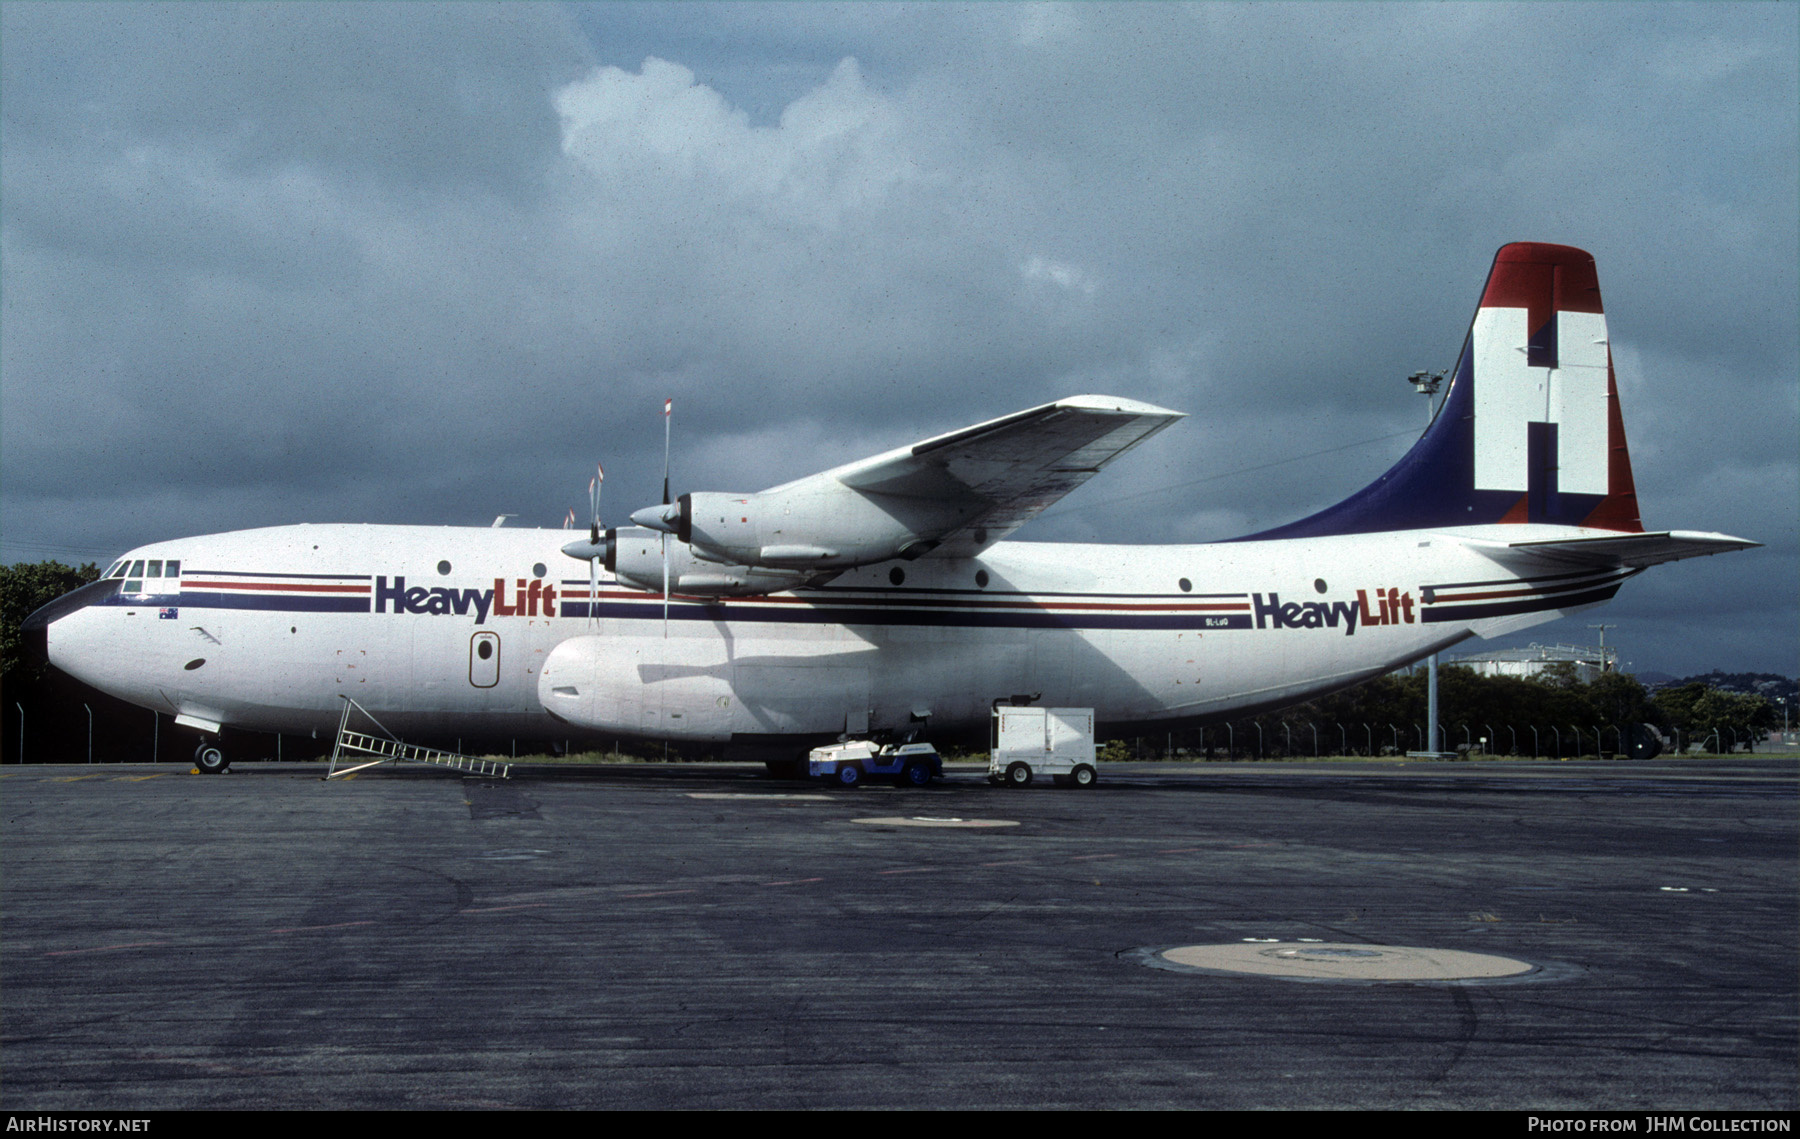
[1481,530,1759,569]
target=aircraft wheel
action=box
[1005,761,1033,787]
[901,760,933,787]
[1071,764,1097,788]
[194,742,229,775]
[836,764,862,787]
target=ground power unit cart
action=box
[988,706,1098,788]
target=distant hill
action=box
[1647,671,1797,705]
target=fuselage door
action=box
[470,631,501,688]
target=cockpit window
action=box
[106,561,126,578]
[121,557,179,595]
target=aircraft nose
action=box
[21,577,121,668]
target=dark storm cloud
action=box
[1,2,1793,674]
[3,2,589,193]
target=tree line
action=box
[1123,660,1780,759]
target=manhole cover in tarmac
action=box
[852,816,1019,828]
[1147,942,1538,982]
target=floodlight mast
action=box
[1588,624,1616,673]
[1408,370,1446,430]
[1408,369,1448,755]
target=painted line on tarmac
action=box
[45,940,174,956]
[852,816,1019,828]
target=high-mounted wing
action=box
[633,395,1183,574]
[827,394,1184,557]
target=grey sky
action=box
[3,2,1794,675]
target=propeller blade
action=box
[589,464,605,626]
[662,399,672,638]
[590,464,603,544]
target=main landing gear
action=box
[194,741,230,775]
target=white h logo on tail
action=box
[1471,307,1610,495]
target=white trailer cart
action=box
[988,706,1098,788]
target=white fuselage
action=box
[46,522,1632,744]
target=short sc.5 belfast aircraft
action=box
[27,243,1755,772]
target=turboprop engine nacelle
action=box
[605,526,816,597]
[632,488,980,571]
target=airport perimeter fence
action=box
[0,685,612,767]
[1110,720,1773,761]
[3,689,1784,768]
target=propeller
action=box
[661,398,672,638]
[589,464,603,627]
[559,464,606,627]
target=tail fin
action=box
[1240,242,1643,540]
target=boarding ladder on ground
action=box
[325,696,511,780]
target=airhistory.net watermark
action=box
[5,1121,149,1133]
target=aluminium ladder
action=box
[325,695,511,780]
